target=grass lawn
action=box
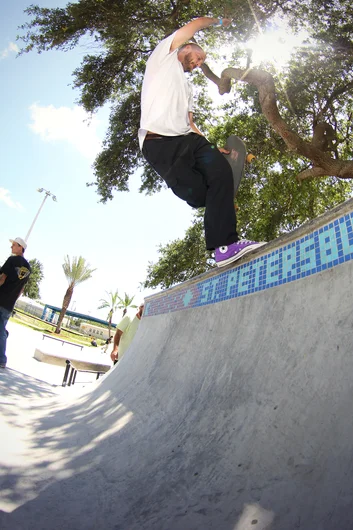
[11,310,98,347]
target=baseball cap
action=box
[9,237,27,250]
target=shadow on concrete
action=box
[0,367,58,400]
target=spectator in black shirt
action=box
[0,237,31,368]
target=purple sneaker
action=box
[215,240,266,267]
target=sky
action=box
[0,0,196,321]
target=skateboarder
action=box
[139,16,265,267]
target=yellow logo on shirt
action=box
[16,267,30,280]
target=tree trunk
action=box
[201,63,353,181]
[55,286,73,334]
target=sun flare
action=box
[248,26,308,68]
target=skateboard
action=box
[222,135,255,198]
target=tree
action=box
[117,293,137,317]
[18,0,353,288]
[55,255,96,334]
[98,289,119,337]
[23,258,44,299]
[18,0,353,196]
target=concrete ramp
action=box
[2,200,353,529]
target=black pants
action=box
[142,133,238,250]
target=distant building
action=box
[80,322,111,340]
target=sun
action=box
[248,25,308,69]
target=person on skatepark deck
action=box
[139,16,265,267]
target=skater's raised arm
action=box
[170,17,232,52]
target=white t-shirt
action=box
[139,32,194,149]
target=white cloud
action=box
[29,104,102,159]
[1,42,19,59]
[0,188,23,210]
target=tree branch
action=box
[316,81,353,123]
[201,63,353,181]
[296,166,328,182]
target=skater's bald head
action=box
[179,42,204,53]
[177,43,206,72]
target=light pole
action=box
[25,188,57,242]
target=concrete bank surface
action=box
[1,198,353,530]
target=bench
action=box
[34,348,110,386]
[67,360,110,386]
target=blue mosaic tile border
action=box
[145,212,353,317]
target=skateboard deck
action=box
[222,135,247,197]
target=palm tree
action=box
[55,255,96,334]
[117,292,137,317]
[98,289,120,338]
